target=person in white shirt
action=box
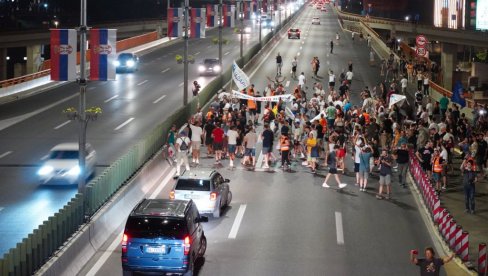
[328,70,336,91]
[426,99,434,117]
[400,75,408,94]
[423,73,430,96]
[345,70,354,86]
[175,132,191,176]
[243,127,258,167]
[298,72,306,91]
[189,120,203,164]
[226,125,239,168]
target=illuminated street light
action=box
[405,16,410,21]
[54,20,59,28]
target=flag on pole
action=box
[243,1,251,20]
[223,5,235,27]
[388,94,407,109]
[89,29,116,81]
[50,29,77,81]
[190,8,206,38]
[232,61,250,91]
[451,80,466,108]
[167,8,183,37]
[206,4,218,27]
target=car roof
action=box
[131,199,189,218]
[290,28,300,30]
[50,143,82,151]
[179,169,216,180]
[204,58,219,63]
[313,17,319,19]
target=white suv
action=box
[312,17,320,25]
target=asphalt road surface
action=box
[0,13,292,255]
[78,5,443,276]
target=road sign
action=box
[416,35,428,47]
[416,47,427,57]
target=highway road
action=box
[0,13,292,255]
[78,5,443,276]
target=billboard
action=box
[477,0,488,30]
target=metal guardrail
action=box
[0,8,302,275]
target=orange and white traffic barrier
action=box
[445,218,455,242]
[460,231,469,262]
[438,209,448,231]
[455,225,463,253]
[441,215,452,239]
[479,243,487,275]
[448,220,457,249]
[433,196,441,223]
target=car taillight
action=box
[169,190,175,199]
[210,192,217,201]
[122,233,128,254]
[184,236,191,255]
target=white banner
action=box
[232,61,250,91]
[232,90,293,102]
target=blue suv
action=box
[122,199,208,276]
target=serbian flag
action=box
[190,8,206,38]
[89,29,116,81]
[252,0,258,12]
[167,8,183,37]
[206,4,218,27]
[223,5,235,27]
[50,29,77,81]
[243,1,251,20]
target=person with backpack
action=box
[175,131,191,177]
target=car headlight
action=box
[213,65,221,72]
[114,60,121,67]
[67,166,81,176]
[244,27,251,33]
[126,60,135,68]
[38,166,53,176]
[198,65,205,72]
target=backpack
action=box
[179,138,189,151]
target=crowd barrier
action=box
[0,6,304,275]
[408,150,487,273]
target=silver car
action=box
[170,169,232,218]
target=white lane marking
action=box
[137,80,148,86]
[104,95,119,103]
[153,95,167,104]
[255,150,263,169]
[54,120,71,130]
[85,166,174,276]
[88,87,96,91]
[114,118,134,131]
[228,204,247,239]
[178,82,184,87]
[224,51,230,56]
[335,211,344,245]
[285,81,290,87]
[0,151,13,159]
[300,46,303,50]
[194,51,201,56]
[40,155,49,161]
[161,68,171,73]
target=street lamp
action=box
[258,0,262,44]
[78,0,88,193]
[405,16,410,22]
[183,0,189,105]
[54,20,59,28]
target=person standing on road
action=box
[322,145,347,189]
[423,73,430,96]
[261,124,274,169]
[291,56,298,79]
[276,52,283,76]
[395,142,410,188]
[328,70,336,91]
[175,131,191,177]
[298,72,306,92]
[211,123,225,164]
[400,75,408,94]
[461,158,477,214]
[226,125,239,168]
[410,247,455,276]
[330,40,334,54]
[335,32,340,45]
[345,69,354,86]
[189,119,203,165]
[416,141,434,179]
[358,145,372,191]
[243,126,258,167]
[376,148,393,199]
[280,133,291,169]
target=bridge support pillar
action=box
[26,44,43,74]
[441,43,457,91]
[0,48,6,81]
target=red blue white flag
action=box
[89,29,116,81]
[223,5,235,28]
[50,29,77,81]
[206,4,218,27]
[190,8,206,38]
[243,1,251,20]
[167,8,183,37]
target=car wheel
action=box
[122,270,133,276]
[225,191,232,207]
[213,202,221,218]
[198,235,207,257]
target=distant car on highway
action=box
[288,28,301,39]
[198,58,221,76]
[312,17,320,25]
[170,169,232,218]
[37,143,96,185]
[321,6,327,12]
[122,199,208,276]
[115,53,139,73]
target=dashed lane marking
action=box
[228,204,247,239]
[54,120,71,130]
[178,82,184,87]
[285,81,290,87]
[335,211,345,245]
[0,151,13,159]
[224,51,230,56]
[137,80,148,86]
[194,51,201,56]
[114,118,134,131]
[104,95,119,103]
[161,68,171,73]
[153,95,167,104]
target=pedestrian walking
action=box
[226,125,239,168]
[189,119,203,165]
[431,148,444,191]
[212,123,225,164]
[330,40,334,54]
[369,50,375,66]
[243,126,257,167]
[291,56,298,79]
[461,158,477,214]
[376,148,393,199]
[261,124,274,169]
[358,145,372,191]
[335,32,340,45]
[276,52,283,76]
[410,247,454,276]
[423,73,430,96]
[175,131,191,176]
[322,145,347,189]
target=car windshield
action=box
[49,150,78,159]
[125,217,188,239]
[118,53,133,60]
[175,179,211,191]
[204,59,218,65]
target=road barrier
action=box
[479,243,487,275]
[0,5,305,276]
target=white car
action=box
[38,143,97,185]
[312,17,320,25]
[170,169,232,218]
[321,6,327,12]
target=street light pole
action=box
[258,0,262,44]
[183,0,189,105]
[240,0,243,59]
[218,0,223,73]
[78,0,88,193]
[278,0,281,27]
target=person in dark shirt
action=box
[416,141,434,178]
[204,121,215,156]
[410,247,454,276]
[261,124,274,169]
[395,143,410,188]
